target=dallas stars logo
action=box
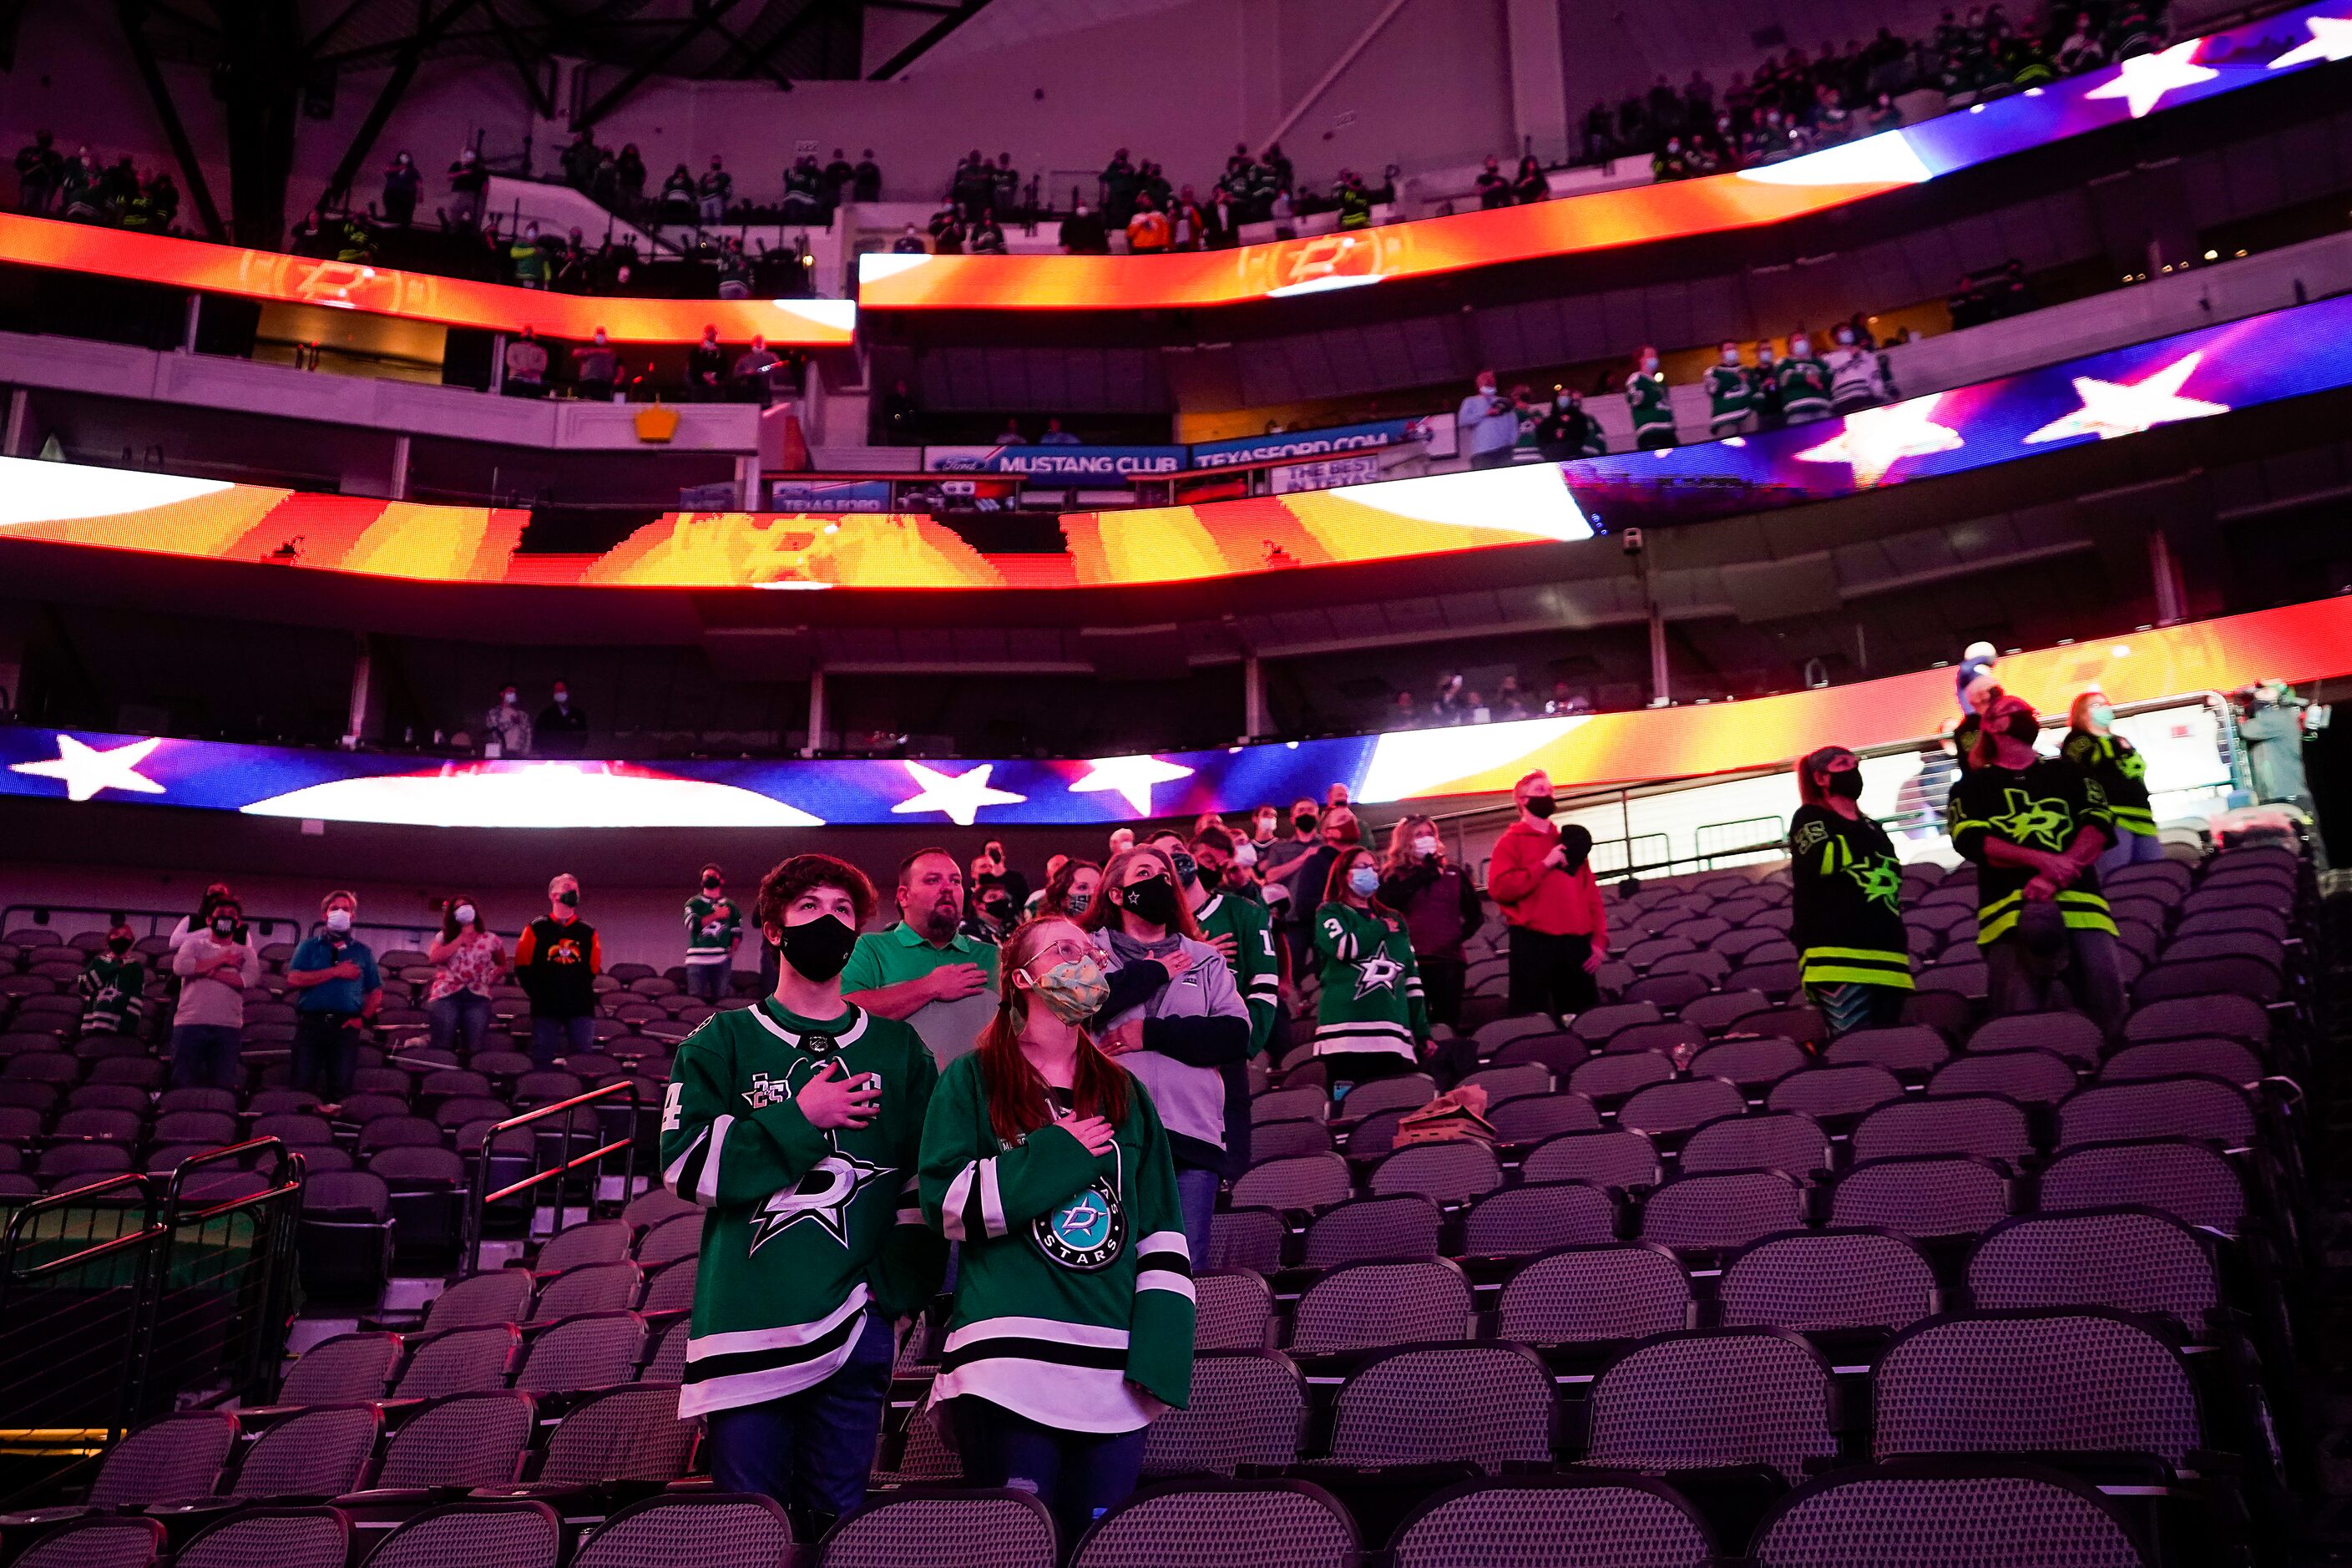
[747,1146,890,1255]
[1848,858,1904,912]
[1353,952,1404,999]
[1990,788,2072,850]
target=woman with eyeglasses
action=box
[1312,843,1430,1094]
[1789,746,1915,1039]
[919,915,1192,1547]
[1080,844,1251,1267]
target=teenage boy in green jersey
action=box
[661,853,945,1536]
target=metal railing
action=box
[460,1080,641,1273]
[0,1140,303,1506]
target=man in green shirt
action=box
[840,847,999,1065]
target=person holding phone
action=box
[661,853,944,1539]
[1376,816,1483,1034]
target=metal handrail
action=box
[460,1080,641,1272]
[1,1174,161,1288]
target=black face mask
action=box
[1828,769,1864,800]
[557,889,579,908]
[108,936,132,954]
[2004,711,2041,742]
[1169,850,1199,886]
[702,878,721,893]
[1524,794,1557,819]
[1293,813,1318,834]
[779,914,858,983]
[1118,874,1181,927]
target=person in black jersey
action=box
[2063,689,2164,876]
[1945,690,2124,1031]
[1788,746,1915,1039]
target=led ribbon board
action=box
[0,598,2341,828]
[0,214,857,346]
[857,1,2351,311]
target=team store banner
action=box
[0,598,2342,829]
[858,1,2352,312]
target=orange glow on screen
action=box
[0,214,857,346]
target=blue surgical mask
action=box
[2089,704,2115,728]
[1347,865,1380,897]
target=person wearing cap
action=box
[2063,691,2163,875]
[1955,640,1999,716]
[1487,771,1608,1019]
[2238,679,2325,818]
[1945,690,2123,1029]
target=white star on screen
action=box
[8,735,167,803]
[1792,395,1964,487]
[2084,41,2218,118]
[2021,352,2229,445]
[2269,14,2352,68]
[889,760,1026,826]
[1068,754,1196,816]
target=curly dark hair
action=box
[756,853,877,934]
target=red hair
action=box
[973,917,1130,1146]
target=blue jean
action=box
[170,1024,242,1090]
[684,962,730,1004]
[948,1397,1148,1550]
[2096,825,2167,880]
[706,1313,896,1531]
[292,1011,359,1100]
[530,1013,596,1066]
[428,992,491,1056]
[1174,1165,1219,1272]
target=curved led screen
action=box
[858,3,2352,312]
[0,286,2344,589]
[0,214,858,346]
[0,599,2340,828]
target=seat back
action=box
[1140,1353,1306,1476]
[1678,1112,1830,1180]
[1327,1344,1555,1469]
[1828,1156,2011,1241]
[1073,1482,1352,1568]
[1965,1210,2220,1326]
[1585,1329,1836,1476]
[175,1510,349,1568]
[231,1405,379,1500]
[1520,1130,1661,1192]
[1388,1478,1717,1568]
[1719,1230,1937,1332]
[1288,1259,1473,1355]
[575,1495,792,1568]
[376,1392,537,1490]
[1301,1196,1442,1270]
[2036,1140,2246,1235]
[364,1503,561,1568]
[1639,1170,1805,1252]
[1495,1244,1692,1347]
[1852,1094,2032,1166]
[1461,1182,1617,1257]
[1750,1459,2151,1568]
[1871,1310,2202,1464]
[822,1490,1056,1568]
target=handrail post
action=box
[462,1080,641,1275]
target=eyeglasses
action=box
[1029,939,1102,966]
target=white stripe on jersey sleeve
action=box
[695,1115,733,1206]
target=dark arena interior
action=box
[4,0,2352,1561]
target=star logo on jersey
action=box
[747,1145,891,1255]
[1032,1176,1125,1271]
[741,1072,794,1110]
[1990,789,2072,850]
[1353,952,1405,999]
[2117,748,2147,781]
[1848,858,1904,911]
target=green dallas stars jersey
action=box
[2061,728,2156,836]
[1774,353,1833,420]
[1311,901,1429,1059]
[1625,371,1674,440]
[1788,804,1914,991]
[683,893,742,966]
[1703,363,1754,427]
[918,1052,1194,1431]
[1947,758,2116,943]
[1193,891,1280,1056]
[660,999,945,1418]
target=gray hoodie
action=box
[1099,929,1251,1171]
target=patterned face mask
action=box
[1026,956,1108,1024]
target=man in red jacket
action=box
[1486,771,1609,1018]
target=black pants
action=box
[1507,927,1598,1019]
[1318,1050,1419,1091]
[1418,953,1466,1032]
